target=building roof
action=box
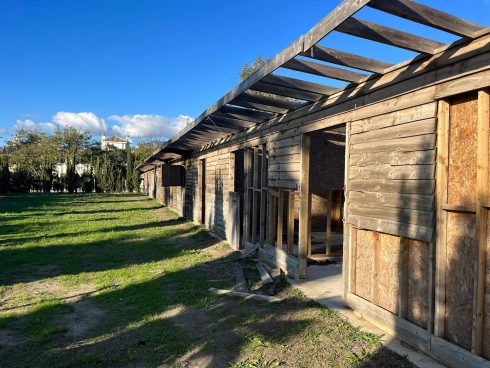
[104,136,126,143]
[137,0,488,171]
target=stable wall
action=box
[140,31,490,368]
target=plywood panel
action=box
[483,213,490,360]
[407,239,429,329]
[377,233,401,314]
[448,93,478,206]
[354,229,375,302]
[445,212,477,351]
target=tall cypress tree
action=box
[0,155,9,194]
[125,144,133,192]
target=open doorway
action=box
[307,129,346,264]
[299,126,346,296]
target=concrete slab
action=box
[289,264,446,368]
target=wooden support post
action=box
[399,238,409,319]
[267,191,274,245]
[251,148,259,244]
[287,189,295,255]
[434,99,450,337]
[243,149,252,244]
[343,122,351,301]
[307,192,312,256]
[326,191,333,256]
[259,144,268,247]
[472,89,489,354]
[277,190,284,249]
[299,134,310,279]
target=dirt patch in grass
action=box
[54,301,106,337]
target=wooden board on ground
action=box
[256,262,274,284]
[208,287,283,303]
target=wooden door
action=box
[435,90,489,355]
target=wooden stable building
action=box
[138,1,490,366]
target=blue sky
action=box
[0,0,488,144]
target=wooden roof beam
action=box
[207,115,255,129]
[231,91,304,114]
[283,57,370,83]
[301,45,393,74]
[165,0,371,148]
[368,0,484,39]
[336,17,445,54]
[251,81,324,102]
[262,74,337,96]
[218,105,273,122]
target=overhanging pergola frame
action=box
[139,0,486,167]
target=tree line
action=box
[0,127,159,195]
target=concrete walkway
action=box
[289,263,446,368]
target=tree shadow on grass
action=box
[0,244,411,368]
[0,220,207,286]
[1,218,187,248]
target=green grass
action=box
[0,193,412,368]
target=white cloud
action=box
[7,112,192,140]
[108,114,192,139]
[53,112,107,135]
[13,119,56,131]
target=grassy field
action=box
[0,193,412,368]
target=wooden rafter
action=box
[251,81,324,102]
[218,105,273,122]
[336,17,445,54]
[283,58,370,83]
[208,114,255,129]
[232,91,304,114]
[368,0,484,39]
[262,74,337,96]
[301,45,392,74]
[164,0,370,148]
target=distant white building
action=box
[101,134,130,150]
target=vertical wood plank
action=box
[288,189,295,255]
[252,148,259,244]
[326,191,333,256]
[435,99,450,337]
[372,231,381,306]
[267,191,274,244]
[307,192,312,256]
[343,122,351,301]
[472,89,489,354]
[243,150,251,244]
[229,151,235,192]
[399,238,409,319]
[350,226,357,295]
[299,134,311,279]
[277,190,284,249]
[260,144,268,246]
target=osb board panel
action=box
[407,239,429,329]
[377,233,400,314]
[354,229,375,302]
[448,93,478,206]
[483,214,490,360]
[445,212,477,351]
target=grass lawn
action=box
[0,193,412,368]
